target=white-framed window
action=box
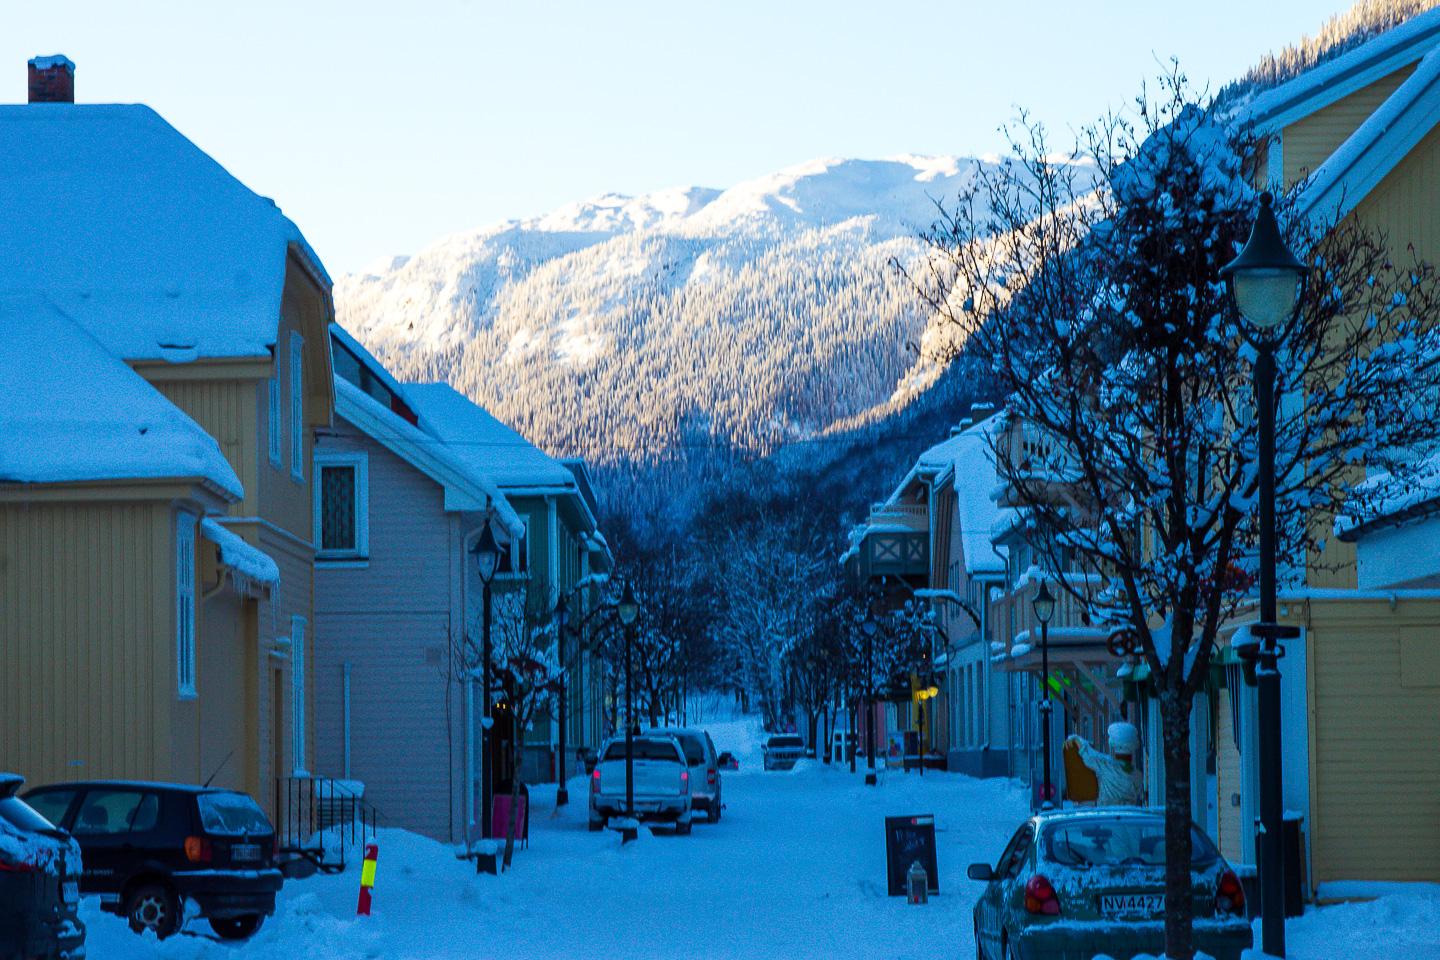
[289,332,304,482]
[314,452,369,561]
[291,615,307,774]
[268,377,282,468]
[496,516,530,578]
[176,511,197,699]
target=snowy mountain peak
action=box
[335,153,1005,469]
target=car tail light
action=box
[680,770,689,792]
[1024,874,1061,915]
[0,858,38,873]
[706,768,716,786]
[591,768,601,795]
[1216,868,1245,915]
[184,835,213,864]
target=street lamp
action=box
[915,685,939,778]
[554,594,570,807]
[469,521,503,840]
[616,581,640,830]
[1222,189,1308,960]
[1031,581,1056,810]
[861,617,879,786]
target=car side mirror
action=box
[717,752,733,766]
[967,862,996,882]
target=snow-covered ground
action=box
[82,716,1440,959]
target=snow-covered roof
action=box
[404,383,582,492]
[1335,448,1440,540]
[334,377,524,539]
[1241,7,1440,133]
[331,322,409,404]
[1297,47,1440,225]
[201,517,279,586]
[0,104,330,361]
[882,418,1009,576]
[0,296,242,497]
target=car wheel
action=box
[125,883,180,939]
[587,817,604,832]
[675,818,692,836]
[708,801,721,823]
[209,914,264,940]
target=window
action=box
[19,790,76,829]
[176,511,197,699]
[72,790,158,836]
[291,616,307,774]
[496,518,529,577]
[314,453,368,560]
[268,377,282,467]
[289,332,304,482]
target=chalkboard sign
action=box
[885,814,939,896]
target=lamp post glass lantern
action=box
[1031,581,1055,809]
[1221,189,1308,960]
[470,522,503,841]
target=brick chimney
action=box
[28,55,75,103]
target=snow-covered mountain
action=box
[336,155,1001,476]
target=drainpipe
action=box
[464,672,474,837]
[343,662,352,779]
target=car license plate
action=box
[62,881,79,905]
[231,843,262,862]
[1100,893,1163,917]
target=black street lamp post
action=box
[616,582,640,831]
[1222,190,1309,960]
[1032,581,1056,810]
[862,618,878,786]
[469,521,503,841]
[554,594,570,807]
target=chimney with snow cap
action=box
[28,55,74,103]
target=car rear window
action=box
[20,791,74,830]
[1043,816,1218,868]
[0,796,56,834]
[657,733,707,765]
[197,792,272,836]
[602,739,682,762]
[770,736,803,748]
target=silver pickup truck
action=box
[587,735,693,834]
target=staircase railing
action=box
[274,775,379,873]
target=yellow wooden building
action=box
[0,58,335,817]
[1207,14,1440,894]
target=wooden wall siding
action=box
[313,422,462,840]
[259,304,317,547]
[185,589,254,795]
[1356,123,1440,299]
[152,378,260,518]
[1281,65,1416,187]
[259,524,315,782]
[0,501,171,786]
[315,611,455,840]
[1311,620,1440,883]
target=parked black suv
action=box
[22,781,281,941]
[0,774,85,960]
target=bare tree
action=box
[489,592,563,870]
[905,66,1440,957]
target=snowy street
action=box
[75,717,1440,960]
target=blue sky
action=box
[10,1,1344,273]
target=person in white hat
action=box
[1067,722,1144,806]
